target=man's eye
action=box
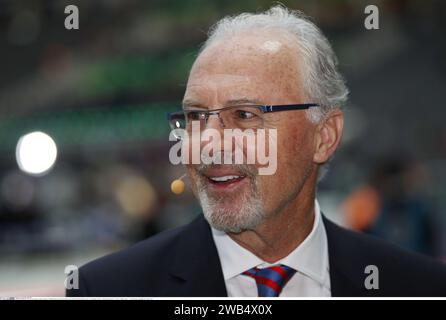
[235,110,257,120]
[188,112,205,121]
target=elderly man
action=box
[68,6,446,297]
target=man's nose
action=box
[204,114,225,130]
[199,114,226,156]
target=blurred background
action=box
[0,0,445,296]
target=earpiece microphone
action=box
[171,174,186,195]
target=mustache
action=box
[195,150,258,178]
[195,163,258,178]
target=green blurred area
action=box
[0,103,179,150]
[82,49,197,98]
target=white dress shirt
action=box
[211,200,331,297]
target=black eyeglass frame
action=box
[167,103,319,125]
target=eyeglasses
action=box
[167,103,319,133]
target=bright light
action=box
[16,131,58,176]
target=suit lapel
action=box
[166,213,368,297]
[323,215,368,296]
[167,215,228,297]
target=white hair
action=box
[200,5,349,123]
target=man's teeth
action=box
[209,175,242,182]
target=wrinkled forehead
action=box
[186,74,252,92]
[185,31,304,105]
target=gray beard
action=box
[197,177,266,233]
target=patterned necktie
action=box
[242,264,297,297]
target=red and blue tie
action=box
[242,264,296,297]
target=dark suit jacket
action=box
[67,215,446,297]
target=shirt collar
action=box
[211,199,329,287]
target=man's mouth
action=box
[207,175,246,186]
[200,166,250,190]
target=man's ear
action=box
[313,109,344,165]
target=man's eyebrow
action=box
[225,98,264,106]
[182,99,207,109]
[182,97,265,109]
